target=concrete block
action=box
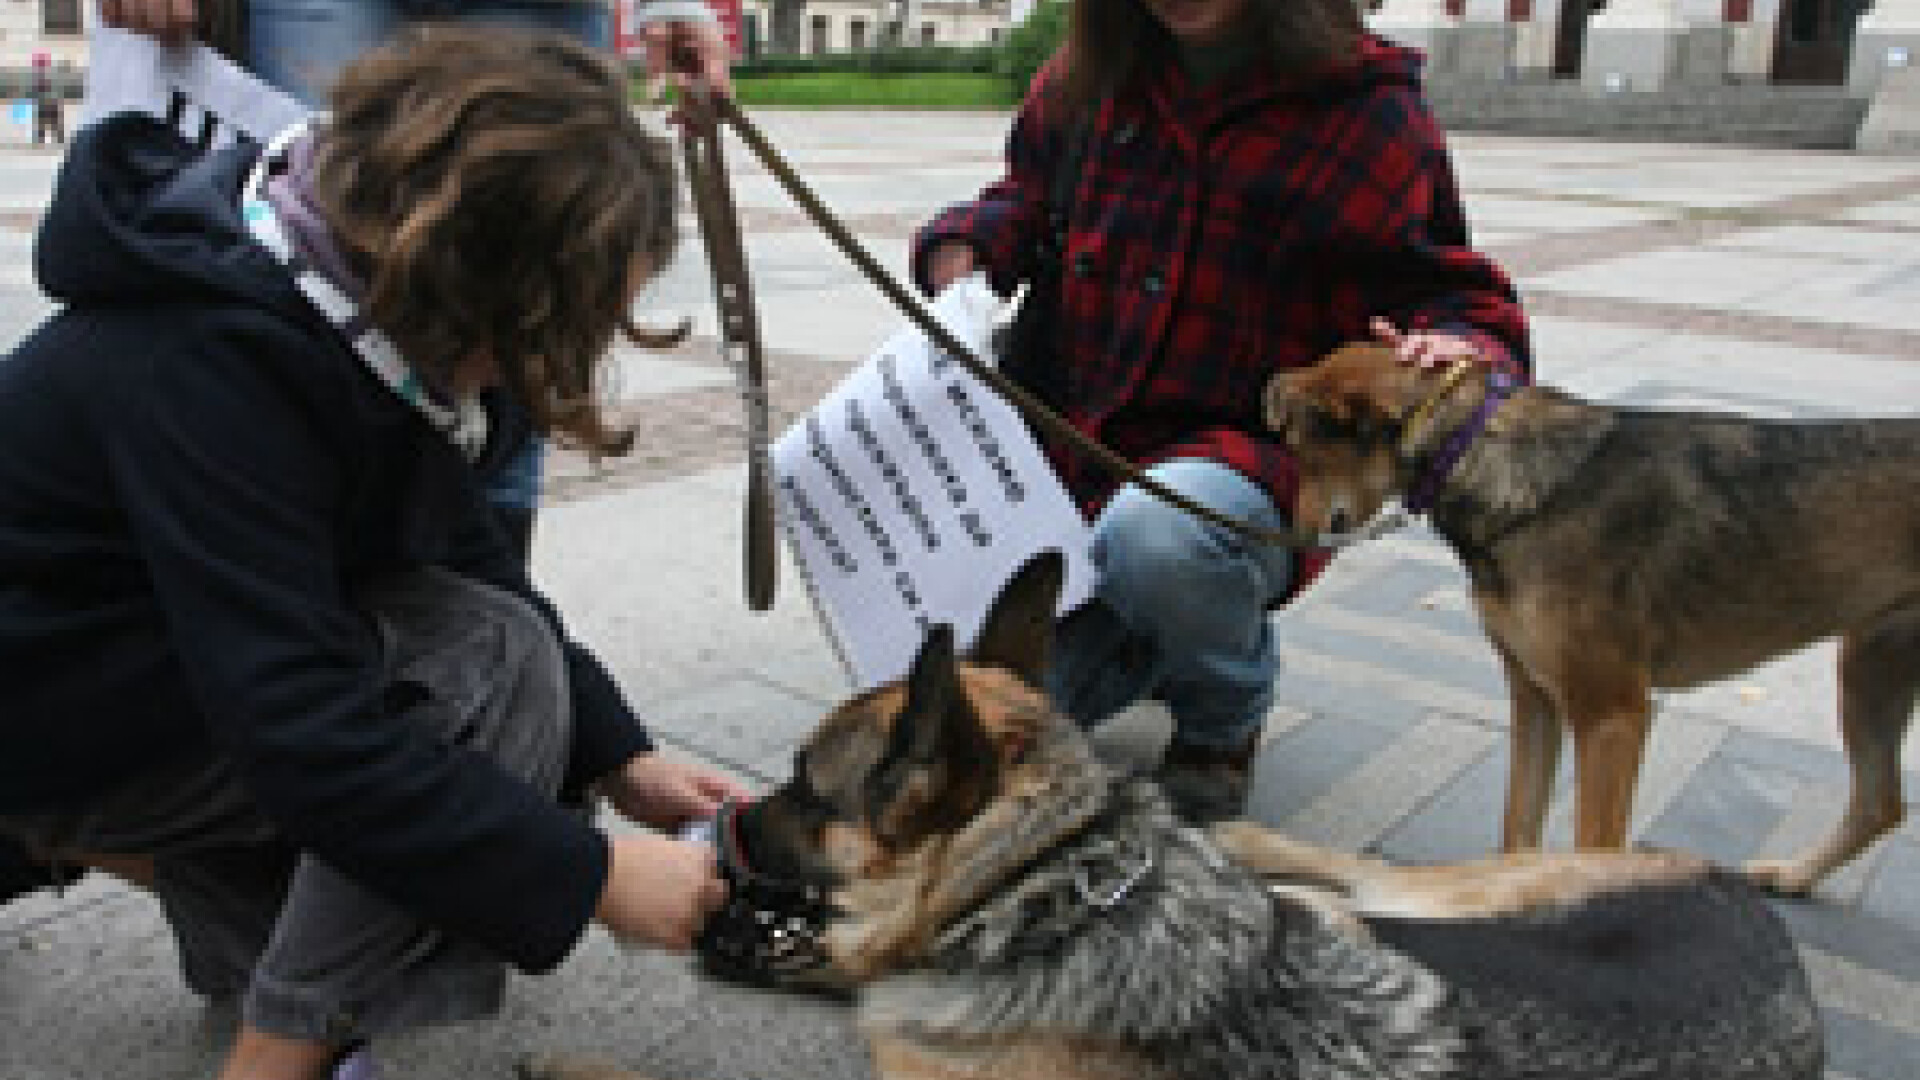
[1583,27,1688,91]
[1850,3,1920,97]
[1677,24,1734,84]
[1451,21,1518,80]
[1857,63,1920,153]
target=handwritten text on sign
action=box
[772,278,1094,689]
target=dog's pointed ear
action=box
[968,551,1065,684]
[866,623,1001,840]
[896,622,962,756]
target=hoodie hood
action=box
[34,113,308,320]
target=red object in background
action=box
[31,52,50,69]
[616,0,745,57]
[709,0,745,55]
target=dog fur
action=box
[524,553,1822,1080]
[1264,342,1920,895]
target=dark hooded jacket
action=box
[0,115,649,971]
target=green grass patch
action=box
[729,72,1016,110]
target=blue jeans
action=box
[1046,459,1297,752]
[247,0,612,106]
[244,0,606,524]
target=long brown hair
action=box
[1061,0,1365,113]
[312,26,681,458]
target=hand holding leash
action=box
[640,22,735,104]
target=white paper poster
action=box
[81,29,308,147]
[772,278,1095,690]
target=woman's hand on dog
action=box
[600,752,752,832]
[596,832,728,951]
[1371,317,1483,369]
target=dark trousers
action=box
[1,569,573,1042]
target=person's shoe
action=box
[1154,735,1259,826]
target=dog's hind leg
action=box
[1747,608,1919,896]
[1498,648,1561,853]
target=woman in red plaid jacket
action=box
[916,0,1530,825]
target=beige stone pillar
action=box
[1583,0,1691,89]
[1853,0,1920,94]
[1456,0,1523,79]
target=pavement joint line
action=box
[1492,172,1920,278]
[1800,946,1920,1038]
[1280,713,1499,851]
[1258,704,1315,746]
[1299,602,1495,666]
[1523,291,1920,359]
[1282,642,1509,726]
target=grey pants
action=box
[1,569,573,1043]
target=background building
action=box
[1,0,84,84]
[730,0,1014,54]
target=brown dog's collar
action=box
[1403,367,1521,515]
[1396,358,1480,457]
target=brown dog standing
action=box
[1265,343,1919,895]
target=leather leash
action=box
[679,87,778,610]
[686,90,1322,564]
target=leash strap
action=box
[702,93,1316,552]
[680,88,778,611]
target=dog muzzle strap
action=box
[691,798,838,987]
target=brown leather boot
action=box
[1154,734,1259,826]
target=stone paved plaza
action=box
[2,112,1918,1079]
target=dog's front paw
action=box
[519,1052,652,1080]
[1742,858,1818,898]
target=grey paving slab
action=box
[645,676,832,779]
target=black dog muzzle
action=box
[692,799,838,987]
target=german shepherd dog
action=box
[526,553,1822,1080]
[1264,342,1920,896]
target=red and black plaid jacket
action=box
[914,37,1530,591]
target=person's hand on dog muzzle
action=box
[595,831,729,951]
[599,751,752,833]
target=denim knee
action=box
[1091,461,1293,642]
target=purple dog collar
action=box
[1403,369,1520,515]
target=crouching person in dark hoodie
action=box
[0,27,748,1080]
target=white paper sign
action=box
[773,277,1095,690]
[81,28,308,148]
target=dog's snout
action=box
[1329,507,1353,535]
